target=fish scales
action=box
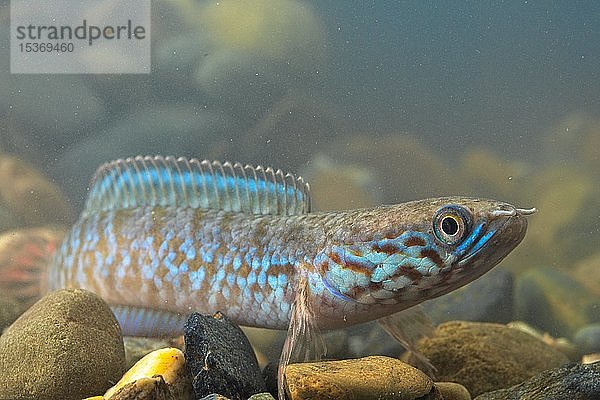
[50,204,426,329]
[48,156,534,336]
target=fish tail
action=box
[0,228,63,308]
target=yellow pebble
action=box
[104,347,187,399]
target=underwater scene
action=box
[0,1,599,399]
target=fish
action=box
[47,155,535,398]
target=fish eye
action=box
[433,205,471,245]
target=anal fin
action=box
[111,305,188,338]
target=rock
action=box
[324,321,405,360]
[434,382,471,400]
[152,33,208,101]
[416,321,570,397]
[192,0,326,120]
[0,289,125,399]
[197,395,274,400]
[107,376,175,400]
[234,93,345,171]
[104,347,190,400]
[184,312,267,400]
[474,362,600,400]
[423,268,514,325]
[515,267,599,337]
[324,135,462,204]
[583,354,600,364]
[241,326,281,368]
[542,112,600,177]
[458,147,530,201]
[303,155,380,211]
[261,362,279,399]
[0,155,73,226]
[521,166,599,269]
[0,203,21,232]
[0,75,106,152]
[123,337,174,370]
[248,393,276,400]
[507,321,579,361]
[284,356,441,400]
[194,0,325,65]
[0,227,66,310]
[197,395,231,400]
[52,105,236,208]
[572,252,600,297]
[0,293,22,333]
[575,324,600,355]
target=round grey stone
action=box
[0,289,125,399]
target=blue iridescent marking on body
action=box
[233,256,242,271]
[226,273,235,286]
[179,262,188,274]
[189,269,205,290]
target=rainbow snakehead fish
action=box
[48,156,534,396]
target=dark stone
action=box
[474,362,600,400]
[261,362,279,400]
[184,311,267,400]
[422,267,514,325]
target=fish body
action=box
[48,156,532,336]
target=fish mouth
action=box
[456,204,534,268]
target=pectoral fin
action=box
[378,305,437,378]
[278,274,326,400]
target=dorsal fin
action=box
[83,156,311,216]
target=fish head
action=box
[315,197,534,306]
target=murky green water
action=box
[0,1,599,398]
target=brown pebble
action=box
[417,321,569,396]
[435,382,471,400]
[0,155,73,226]
[284,355,439,400]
